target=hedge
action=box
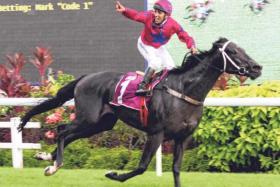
[194,81,280,173]
[0,140,208,172]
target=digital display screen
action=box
[0,0,144,80]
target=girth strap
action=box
[163,85,203,106]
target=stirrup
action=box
[135,89,152,96]
[135,89,149,96]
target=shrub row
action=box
[194,81,280,173]
[0,139,209,172]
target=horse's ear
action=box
[212,41,222,49]
[213,37,228,49]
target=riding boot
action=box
[135,67,155,96]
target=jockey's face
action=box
[154,9,167,25]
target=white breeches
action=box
[137,37,175,72]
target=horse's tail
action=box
[18,75,85,131]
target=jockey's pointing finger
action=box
[116,1,120,7]
[116,1,125,13]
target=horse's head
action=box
[212,38,262,80]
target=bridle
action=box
[218,41,248,75]
[163,41,250,106]
[192,40,249,75]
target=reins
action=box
[162,41,248,106]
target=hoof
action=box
[105,171,118,180]
[34,152,52,161]
[44,166,57,176]
[105,171,126,182]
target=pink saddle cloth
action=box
[110,70,168,111]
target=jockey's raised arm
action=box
[122,8,149,23]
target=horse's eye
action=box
[230,49,238,54]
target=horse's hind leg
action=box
[51,117,117,160]
[36,106,116,163]
[34,124,69,161]
[44,114,117,176]
[44,122,78,176]
[106,131,164,182]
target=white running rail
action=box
[0,117,41,168]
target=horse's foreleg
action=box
[105,131,164,182]
[172,136,194,187]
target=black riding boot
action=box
[135,67,155,96]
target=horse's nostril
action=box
[251,64,262,71]
[252,65,262,71]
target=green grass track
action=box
[0,167,279,187]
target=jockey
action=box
[116,0,198,96]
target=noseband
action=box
[219,41,248,75]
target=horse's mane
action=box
[169,50,213,74]
[170,37,228,74]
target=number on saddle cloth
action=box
[109,70,169,111]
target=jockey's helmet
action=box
[153,0,173,16]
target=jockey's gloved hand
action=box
[190,47,198,55]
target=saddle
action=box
[109,70,168,126]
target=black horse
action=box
[18,38,262,187]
